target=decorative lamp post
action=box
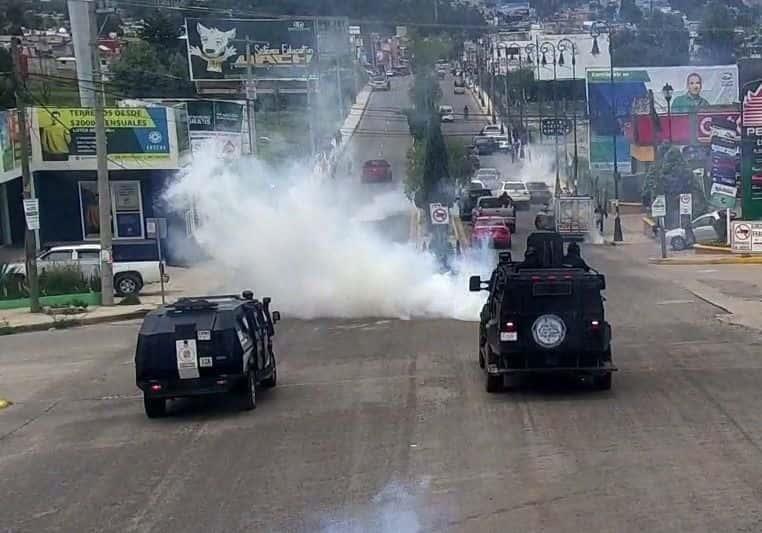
[541,41,561,198]
[591,21,622,242]
[662,82,673,144]
[558,38,578,191]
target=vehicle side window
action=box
[694,215,714,228]
[78,251,100,260]
[41,251,73,262]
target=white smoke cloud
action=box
[164,150,488,321]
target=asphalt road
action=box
[5,76,762,532]
[4,244,762,532]
[344,75,415,244]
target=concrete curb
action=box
[1,308,154,336]
[693,244,733,255]
[648,255,762,265]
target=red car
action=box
[362,159,393,183]
[471,217,512,249]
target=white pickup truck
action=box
[10,242,167,296]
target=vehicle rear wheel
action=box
[261,355,277,388]
[115,273,143,296]
[671,236,686,251]
[143,395,167,418]
[240,370,257,410]
[486,373,502,393]
[594,372,612,391]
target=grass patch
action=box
[118,294,142,306]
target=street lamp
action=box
[525,42,541,148]
[541,41,561,198]
[591,21,623,242]
[558,38,578,191]
[662,82,673,144]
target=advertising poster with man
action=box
[36,107,171,166]
[586,66,738,173]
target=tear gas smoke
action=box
[164,150,489,321]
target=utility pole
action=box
[245,40,257,156]
[336,54,344,126]
[89,0,114,305]
[306,78,316,155]
[11,37,40,313]
[434,0,438,23]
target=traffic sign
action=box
[730,221,762,253]
[679,193,692,216]
[429,203,450,225]
[651,195,666,218]
[541,118,572,137]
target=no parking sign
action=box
[429,203,450,225]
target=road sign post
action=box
[146,217,168,304]
[429,203,450,225]
[651,195,667,258]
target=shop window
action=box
[79,180,145,240]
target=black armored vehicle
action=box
[470,232,615,392]
[135,291,280,418]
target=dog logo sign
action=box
[189,23,237,73]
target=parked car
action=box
[10,242,168,297]
[475,168,501,189]
[493,135,512,153]
[474,137,496,155]
[499,181,531,210]
[393,65,410,76]
[362,159,393,183]
[665,210,738,250]
[439,105,455,122]
[454,84,466,95]
[471,217,512,249]
[369,75,391,91]
[525,181,553,204]
[471,196,516,233]
[480,124,503,137]
[460,186,493,222]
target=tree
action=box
[110,40,195,98]
[139,11,182,54]
[0,48,14,109]
[612,10,689,67]
[698,1,737,64]
[620,0,642,24]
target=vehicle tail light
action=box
[503,321,517,332]
[216,379,227,386]
[150,383,162,392]
[591,320,601,330]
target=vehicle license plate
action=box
[500,332,517,341]
[199,357,213,368]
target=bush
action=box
[38,265,100,297]
[0,263,25,300]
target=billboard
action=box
[741,81,762,219]
[186,100,244,159]
[587,66,738,173]
[186,18,317,81]
[31,107,178,170]
[0,110,21,183]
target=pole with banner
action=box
[146,218,167,304]
[652,195,667,258]
[12,37,40,312]
[679,193,692,228]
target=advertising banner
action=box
[32,107,173,170]
[741,80,762,219]
[0,110,21,183]
[709,117,739,209]
[185,17,317,81]
[587,65,738,173]
[185,100,244,159]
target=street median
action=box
[649,254,762,265]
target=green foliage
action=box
[620,0,643,24]
[645,146,708,215]
[612,11,690,67]
[409,35,454,72]
[37,264,100,297]
[110,40,195,98]
[118,294,142,306]
[139,11,183,52]
[0,263,23,300]
[698,1,737,64]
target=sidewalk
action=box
[0,264,224,335]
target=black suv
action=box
[135,291,280,418]
[470,232,615,392]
